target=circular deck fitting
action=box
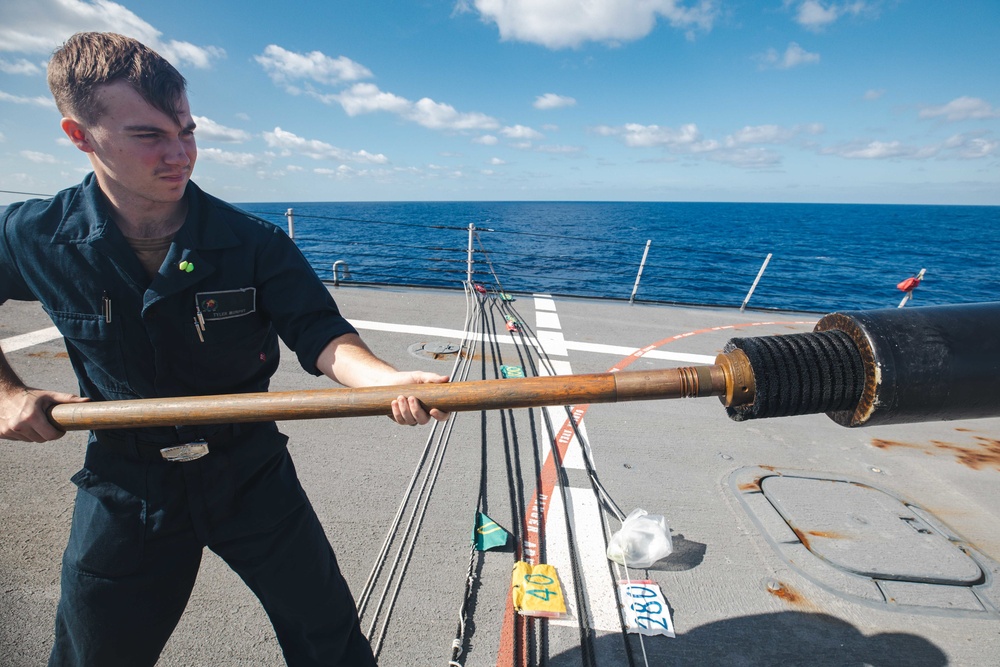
[408,341,460,360]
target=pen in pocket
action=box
[102,291,112,323]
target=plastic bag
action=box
[606,509,673,569]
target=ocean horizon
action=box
[238,200,999,314]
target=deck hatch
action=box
[761,476,982,584]
[730,466,1000,617]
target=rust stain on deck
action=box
[870,437,1000,472]
[738,479,762,492]
[931,437,1000,472]
[767,581,805,605]
[26,351,69,359]
[791,528,845,549]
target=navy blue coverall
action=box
[0,174,378,666]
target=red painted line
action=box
[495,319,814,666]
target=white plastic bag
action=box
[606,509,673,569]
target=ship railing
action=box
[243,207,916,313]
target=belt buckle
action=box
[160,440,210,462]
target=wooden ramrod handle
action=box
[48,364,734,431]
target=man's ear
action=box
[61,118,94,153]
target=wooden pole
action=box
[48,366,728,432]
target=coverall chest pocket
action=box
[45,309,132,395]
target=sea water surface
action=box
[239,201,999,313]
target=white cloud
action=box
[822,132,998,160]
[313,164,394,181]
[19,150,60,164]
[534,93,576,110]
[469,0,718,49]
[596,121,825,169]
[793,0,869,31]
[725,123,823,146]
[262,127,388,164]
[331,83,411,116]
[863,89,885,101]
[538,144,583,154]
[192,116,251,143]
[757,42,820,70]
[0,57,43,75]
[410,97,498,131]
[597,122,708,149]
[198,148,265,168]
[919,96,1000,122]
[490,157,506,165]
[0,90,57,108]
[330,83,500,132]
[0,0,223,69]
[501,124,543,140]
[709,147,782,168]
[474,134,499,145]
[255,45,372,88]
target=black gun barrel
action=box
[721,302,1000,427]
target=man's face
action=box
[77,80,197,208]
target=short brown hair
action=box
[47,32,187,124]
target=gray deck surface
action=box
[2,285,999,666]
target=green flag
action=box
[473,512,510,551]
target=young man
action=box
[0,32,447,666]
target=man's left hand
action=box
[386,371,449,425]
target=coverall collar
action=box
[48,173,242,305]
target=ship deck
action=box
[2,284,999,666]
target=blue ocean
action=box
[238,201,999,313]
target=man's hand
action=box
[384,371,450,426]
[0,387,89,442]
[316,334,450,426]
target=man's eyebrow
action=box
[123,121,197,133]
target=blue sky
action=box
[1,0,998,205]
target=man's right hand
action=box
[0,387,89,442]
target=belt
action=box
[93,424,244,463]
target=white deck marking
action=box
[3,319,717,365]
[351,318,716,363]
[534,298,557,312]
[0,327,62,353]
[536,330,568,357]
[535,311,562,330]
[527,296,618,635]
[545,489,620,632]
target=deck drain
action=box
[730,466,1000,618]
[408,341,460,360]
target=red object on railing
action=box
[897,276,921,292]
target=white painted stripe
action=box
[546,489,619,632]
[0,327,62,353]
[536,330,568,357]
[535,311,561,330]
[564,342,713,364]
[567,340,715,364]
[1,320,716,365]
[534,297,557,312]
[351,317,714,362]
[530,295,618,633]
[539,359,573,377]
